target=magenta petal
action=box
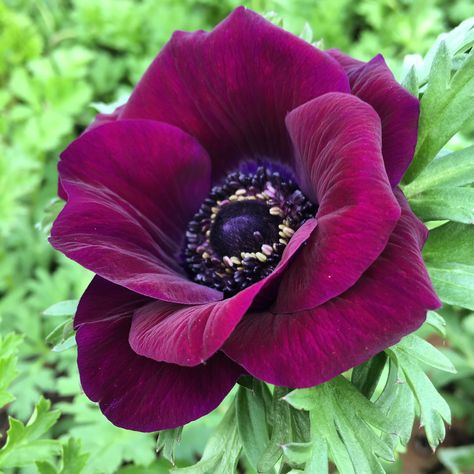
[277,93,400,312]
[75,277,242,432]
[120,7,349,178]
[59,106,126,200]
[50,119,222,304]
[223,190,441,388]
[328,50,420,186]
[129,218,317,366]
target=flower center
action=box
[184,166,316,295]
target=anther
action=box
[183,165,317,295]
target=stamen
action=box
[183,166,317,295]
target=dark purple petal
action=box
[277,93,400,312]
[58,106,125,200]
[75,276,242,432]
[326,49,364,75]
[50,119,222,305]
[328,50,420,186]
[224,190,441,388]
[120,7,349,178]
[129,218,317,366]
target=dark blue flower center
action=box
[184,166,316,295]
[209,201,280,258]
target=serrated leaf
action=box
[156,427,182,466]
[405,44,474,182]
[286,377,395,474]
[172,403,241,474]
[36,438,89,474]
[438,445,474,473]
[42,300,78,317]
[428,263,474,311]
[424,222,474,310]
[387,337,452,449]
[417,18,474,85]
[0,333,22,409]
[0,398,61,468]
[45,319,76,352]
[59,438,89,474]
[257,386,291,473]
[404,145,474,196]
[36,461,57,474]
[236,380,272,471]
[299,23,313,43]
[376,359,416,448]
[281,442,312,466]
[396,335,456,373]
[351,352,387,399]
[302,432,328,474]
[424,221,474,264]
[401,65,418,96]
[60,399,155,474]
[426,311,447,337]
[290,407,310,444]
[408,187,474,223]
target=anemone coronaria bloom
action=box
[50,7,441,431]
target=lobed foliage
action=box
[1,0,474,472]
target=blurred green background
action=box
[1,0,474,472]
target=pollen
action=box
[183,166,317,295]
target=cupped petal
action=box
[328,50,420,186]
[58,105,125,200]
[120,7,349,178]
[277,93,401,312]
[129,218,318,366]
[223,190,441,388]
[50,119,222,304]
[75,276,242,432]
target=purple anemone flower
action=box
[50,7,441,432]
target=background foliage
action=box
[1,0,474,472]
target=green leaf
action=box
[428,263,474,311]
[42,300,78,317]
[405,44,474,182]
[394,334,456,373]
[404,145,474,196]
[375,359,416,449]
[424,222,474,310]
[156,427,182,466]
[387,336,453,449]
[426,311,447,337]
[351,352,387,399]
[424,221,474,264]
[281,442,312,466]
[36,438,89,474]
[59,438,89,474]
[45,319,76,352]
[408,187,474,223]
[59,399,156,474]
[438,445,474,473]
[117,460,171,474]
[401,65,418,97]
[299,23,314,43]
[236,380,272,471]
[417,17,474,85]
[290,407,310,444]
[257,386,291,473]
[0,333,22,409]
[0,397,61,468]
[286,376,395,474]
[37,460,57,474]
[172,403,241,474]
